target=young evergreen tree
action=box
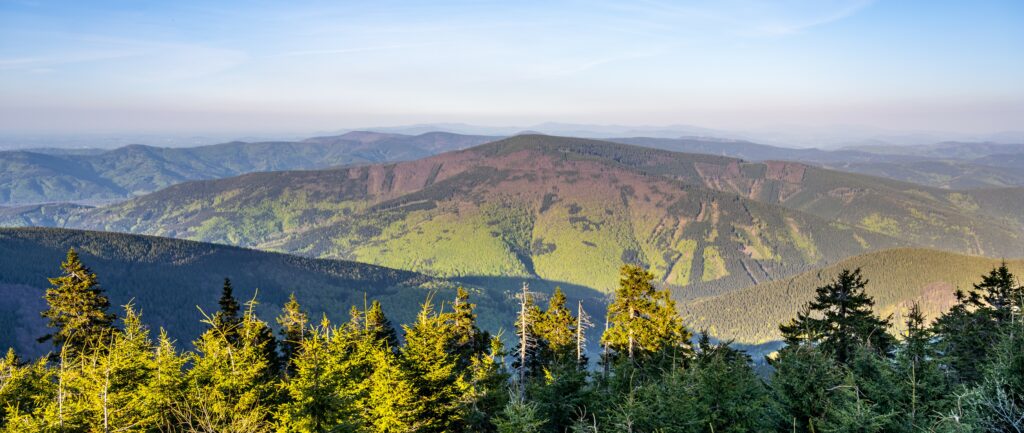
[400,301,466,433]
[951,316,1024,433]
[39,248,115,354]
[602,264,690,366]
[213,277,242,344]
[534,287,577,364]
[771,344,851,433]
[277,293,309,374]
[277,318,362,432]
[77,304,159,432]
[493,393,546,433]
[148,329,185,433]
[678,336,781,432]
[894,303,949,431]
[174,303,279,432]
[366,345,424,433]
[365,299,399,350]
[973,262,1024,324]
[0,349,55,430]
[932,289,993,385]
[779,268,894,364]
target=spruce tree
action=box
[277,318,359,432]
[493,394,545,433]
[770,345,850,433]
[148,329,185,433]
[400,301,465,433]
[366,345,424,433]
[894,303,949,431]
[933,289,998,384]
[973,262,1024,324]
[214,277,242,344]
[40,248,115,353]
[0,349,55,429]
[175,302,279,432]
[535,287,576,364]
[277,293,309,373]
[365,299,399,350]
[77,305,159,432]
[602,264,690,365]
[451,287,491,367]
[687,338,781,432]
[779,268,894,364]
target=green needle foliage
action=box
[39,248,115,354]
[602,265,691,366]
[779,268,894,364]
[2,250,1023,432]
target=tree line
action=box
[1,248,1022,432]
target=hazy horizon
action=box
[2,0,1022,137]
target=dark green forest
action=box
[1,250,1022,432]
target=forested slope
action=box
[683,248,1024,344]
[0,227,505,358]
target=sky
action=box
[1,0,1022,136]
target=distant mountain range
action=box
[0,132,498,205]
[7,135,1024,301]
[4,130,1024,206]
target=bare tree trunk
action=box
[518,282,530,399]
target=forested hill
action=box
[29,135,905,296]
[15,135,1024,296]
[683,247,1024,345]
[0,227,512,358]
[0,131,498,205]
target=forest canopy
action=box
[1,253,1022,432]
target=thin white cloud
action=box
[0,51,136,71]
[278,43,435,57]
[589,0,876,37]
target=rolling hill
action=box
[8,135,1024,297]
[682,248,1024,346]
[4,136,902,296]
[614,137,1024,189]
[0,131,498,205]
[0,227,519,359]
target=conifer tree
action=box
[534,287,576,364]
[40,248,115,353]
[0,349,55,429]
[894,303,949,431]
[687,338,780,432]
[493,393,545,433]
[602,264,690,365]
[214,277,242,344]
[366,346,424,433]
[148,329,185,433]
[967,317,1024,432]
[174,302,279,432]
[973,262,1024,324]
[512,284,544,383]
[277,318,360,432]
[933,289,998,384]
[365,299,399,350]
[779,268,894,364]
[77,304,159,432]
[277,293,309,373]
[771,345,850,433]
[400,300,466,433]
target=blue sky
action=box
[1,0,1022,134]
